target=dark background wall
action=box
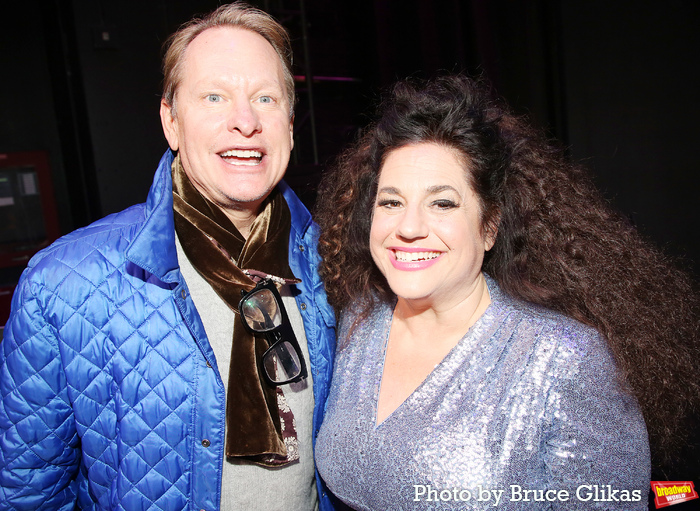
[2,1,698,276]
[1,0,699,495]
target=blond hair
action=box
[161,2,295,114]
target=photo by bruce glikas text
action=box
[413,484,643,506]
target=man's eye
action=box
[207,94,222,102]
[258,95,273,104]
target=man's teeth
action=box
[395,251,440,262]
[220,149,263,165]
[220,149,262,158]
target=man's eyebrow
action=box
[196,76,285,91]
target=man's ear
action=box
[288,114,294,151]
[160,99,179,151]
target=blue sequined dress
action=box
[315,276,650,510]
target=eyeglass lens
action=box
[264,340,303,384]
[240,289,282,331]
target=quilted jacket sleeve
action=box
[0,276,80,510]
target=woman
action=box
[313,75,699,510]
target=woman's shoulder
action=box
[489,278,611,365]
[336,296,393,349]
[490,289,630,412]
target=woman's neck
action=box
[392,272,492,345]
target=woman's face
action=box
[369,143,495,310]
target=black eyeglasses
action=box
[238,277,308,386]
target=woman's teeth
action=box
[394,251,440,262]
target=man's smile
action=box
[219,148,263,166]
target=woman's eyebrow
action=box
[426,184,458,194]
[377,184,458,195]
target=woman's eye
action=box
[377,199,402,208]
[206,94,222,103]
[433,199,459,209]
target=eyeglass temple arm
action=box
[243,269,301,285]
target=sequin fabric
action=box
[315,276,650,510]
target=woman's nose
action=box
[395,205,429,240]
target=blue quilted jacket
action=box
[0,150,336,511]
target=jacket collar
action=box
[278,179,312,241]
[126,149,313,282]
[126,150,179,282]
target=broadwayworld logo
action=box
[651,481,698,509]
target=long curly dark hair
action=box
[315,74,699,473]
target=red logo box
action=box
[651,481,698,509]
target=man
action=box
[0,3,335,510]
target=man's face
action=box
[161,27,293,218]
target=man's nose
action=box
[227,98,262,136]
[395,205,429,240]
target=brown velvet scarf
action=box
[171,155,299,466]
